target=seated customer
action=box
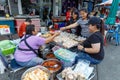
[14,24,60,67]
[61,8,90,38]
[75,17,104,64]
[66,10,81,36]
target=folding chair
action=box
[106,25,120,46]
[0,51,26,80]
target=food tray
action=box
[56,71,95,80]
[54,40,78,49]
[56,62,96,80]
[21,65,50,80]
[53,32,79,49]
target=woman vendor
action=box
[14,24,60,67]
[75,17,104,64]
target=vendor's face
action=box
[72,13,78,20]
[80,11,88,20]
[88,24,94,33]
[33,28,39,35]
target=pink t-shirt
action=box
[14,35,45,62]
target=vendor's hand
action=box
[78,44,84,51]
[23,32,25,35]
[53,31,60,36]
[60,27,66,31]
[49,31,55,35]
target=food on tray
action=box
[61,67,86,80]
[61,67,77,80]
[22,68,49,80]
[62,40,78,48]
[77,73,86,80]
[41,33,52,38]
[57,60,94,80]
[61,67,72,78]
[42,59,62,72]
[53,32,79,48]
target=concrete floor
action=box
[98,43,120,80]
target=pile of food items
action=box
[57,60,94,80]
[22,68,49,80]
[41,33,52,38]
[54,32,79,48]
[61,67,85,80]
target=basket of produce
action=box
[21,65,50,80]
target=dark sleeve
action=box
[66,18,73,26]
[89,35,101,44]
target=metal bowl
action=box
[41,59,62,73]
[21,65,50,80]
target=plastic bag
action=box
[54,48,77,67]
[73,60,94,79]
[57,60,95,80]
[54,48,77,62]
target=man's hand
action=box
[53,31,60,36]
[60,27,66,31]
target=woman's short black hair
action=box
[25,18,32,23]
[72,10,79,20]
[73,10,79,16]
[26,24,35,35]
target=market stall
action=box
[0,17,15,34]
[52,16,66,29]
[19,30,97,80]
[14,15,41,34]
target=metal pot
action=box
[41,59,62,80]
[21,65,50,80]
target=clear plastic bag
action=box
[54,48,77,62]
[56,60,95,80]
[54,48,77,67]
